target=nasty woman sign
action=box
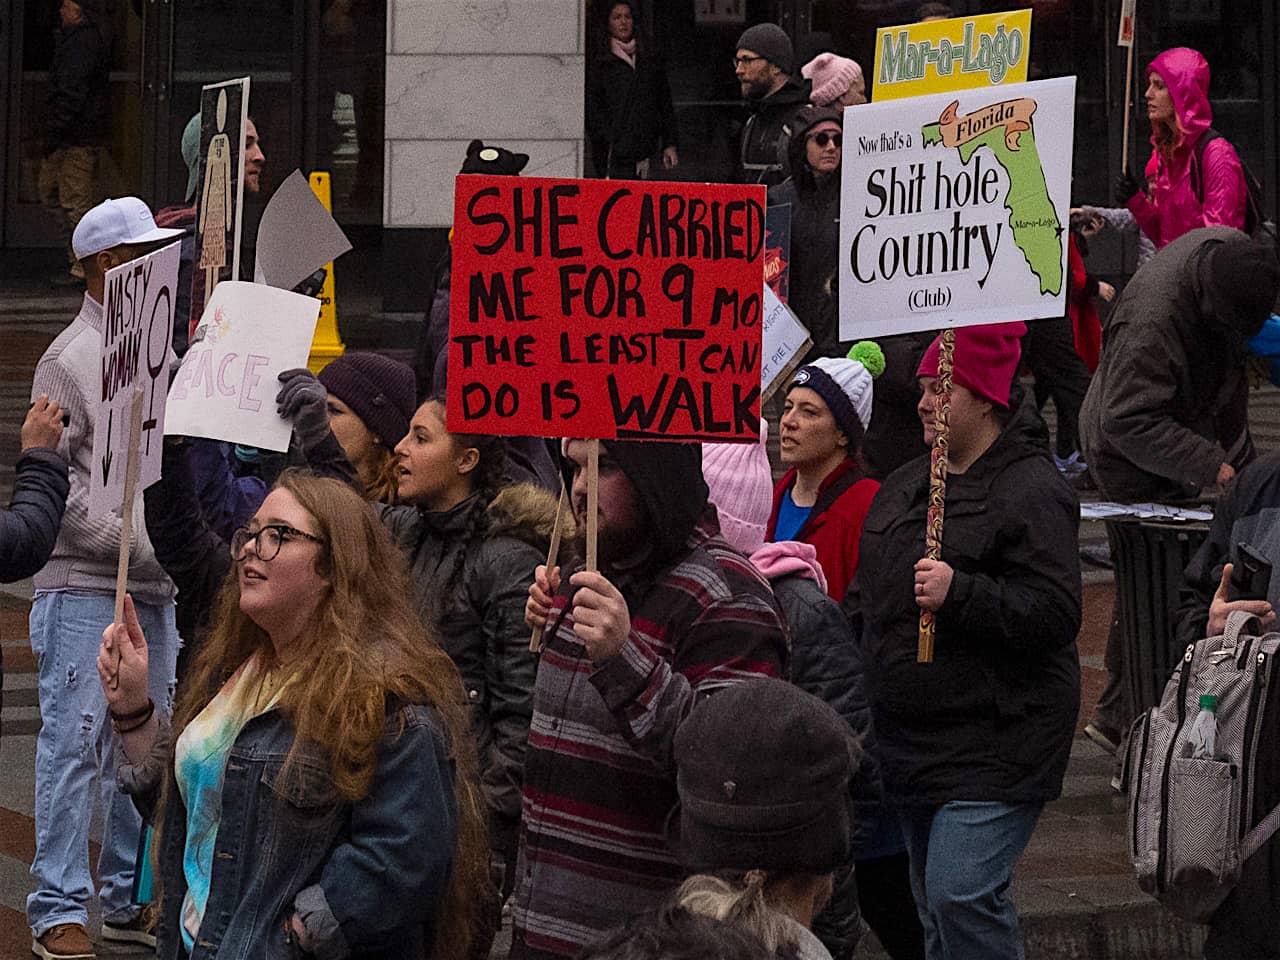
[89,242,181,518]
[165,281,320,451]
[448,175,766,442]
[839,75,1075,340]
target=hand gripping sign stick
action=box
[918,330,954,663]
[110,388,145,688]
[529,440,601,653]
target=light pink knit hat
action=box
[702,420,773,555]
[803,53,863,107]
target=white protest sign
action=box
[839,75,1076,340]
[89,241,181,518]
[165,281,320,451]
[761,285,812,403]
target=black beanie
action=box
[735,23,795,75]
[460,139,530,176]
[1204,235,1280,336]
[674,678,854,875]
[317,352,417,449]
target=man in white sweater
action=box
[28,197,183,960]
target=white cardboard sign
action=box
[839,75,1076,340]
[761,285,813,402]
[89,241,181,518]
[165,281,320,451]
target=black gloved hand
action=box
[276,368,331,451]
[1114,170,1142,205]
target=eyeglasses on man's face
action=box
[230,524,325,562]
[809,132,843,148]
[732,54,765,68]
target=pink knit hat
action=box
[803,53,864,107]
[916,322,1027,408]
[702,421,774,555]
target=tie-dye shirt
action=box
[174,654,282,951]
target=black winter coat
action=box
[46,22,109,150]
[768,154,841,361]
[1080,226,1256,503]
[377,485,567,849]
[738,79,810,186]
[848,398,1081,805]
[774,570,880,960]
[586,48,678,174]
[1,449,68,584]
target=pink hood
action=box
[1148,47,1212,150]
[750,540,828,595]
[1129,47,1247,248]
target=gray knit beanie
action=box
[735,23,794,75]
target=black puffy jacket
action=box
[847,396,1081,805]
[1,449,68,584]
[377,485,568,849]
[769,563,880,960]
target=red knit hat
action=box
[916,322,1026,408]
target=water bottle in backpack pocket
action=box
[1121,610,1280,923]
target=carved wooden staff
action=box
[918,329,954,663]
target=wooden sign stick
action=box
[110,388,145,688]
[918,330,954,663]
[1121,37,1136,175]
[530,483,568,652]
[586,439,599,573]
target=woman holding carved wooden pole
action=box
[844,323,1081,960]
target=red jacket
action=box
[1067,234,1101,372]
[766,458,880,601]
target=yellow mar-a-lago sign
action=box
[873,9,1031,101]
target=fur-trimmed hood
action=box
[485,482,575,552]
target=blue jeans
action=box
[899,801,1043,960]
[27,591,179,936]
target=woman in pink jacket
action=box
[1116,47,1248,249]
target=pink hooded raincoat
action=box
[1128,47,1248,248]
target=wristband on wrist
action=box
[111,698,155,734]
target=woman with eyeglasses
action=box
[98,470,489,959]
[767,105,845,363]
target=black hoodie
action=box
[558,439,709,576]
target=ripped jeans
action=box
[27,591,179,937]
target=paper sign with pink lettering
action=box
[164,281,320,451]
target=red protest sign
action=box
[447,175,766,441]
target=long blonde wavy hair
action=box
[164,470,488,959]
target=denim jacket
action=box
[119,702,457,960]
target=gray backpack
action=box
[1122,610,1280,923]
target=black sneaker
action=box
[101,906,156,949]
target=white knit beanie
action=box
[789,342,886,442]
[802,53,863,107]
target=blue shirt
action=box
[773,489,812,543]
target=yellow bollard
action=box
[306,171,346,372]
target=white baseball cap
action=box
[71,196,185,260]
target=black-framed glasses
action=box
[809,132,843,148]
[230,524,325,562]
[732,54,765,68]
